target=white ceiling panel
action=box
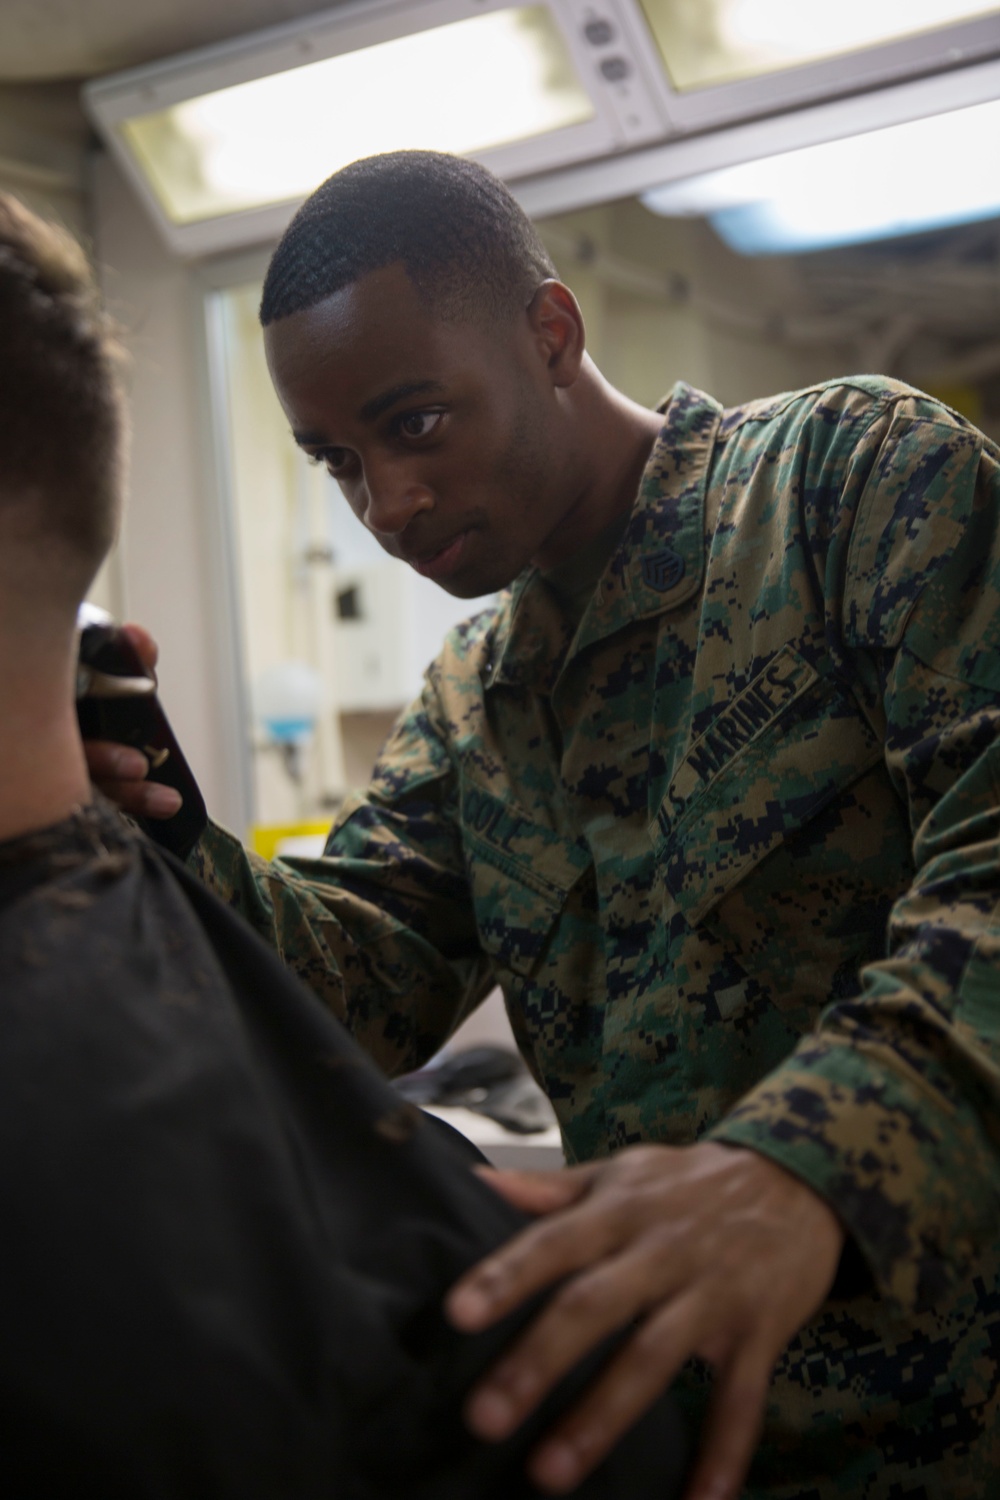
[0,0,346,81]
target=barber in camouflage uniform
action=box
[93,152,1000,1500]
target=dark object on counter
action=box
[396,1045,558,1135]
[75,604,207,859]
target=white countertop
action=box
[423,1104,565,1172]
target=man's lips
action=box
[408,531,468,580]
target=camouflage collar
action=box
[484,382,721,693]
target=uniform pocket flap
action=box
[461,779,590,975]
[649,650,882,927]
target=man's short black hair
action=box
[259,150,556,327]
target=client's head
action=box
[0,193,124,627]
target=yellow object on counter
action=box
[250,821,331,862]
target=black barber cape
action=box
[0,800,687,1499]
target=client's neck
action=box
[0,618,91,843]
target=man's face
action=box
[264,262,582,597]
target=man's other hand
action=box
[446,1142,844,1499]
[82,623,182,820]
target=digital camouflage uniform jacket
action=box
[195,376,1000,1497]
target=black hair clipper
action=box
[76,604,208,859]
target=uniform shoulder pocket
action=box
[844,409,981,649]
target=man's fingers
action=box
[98,779,183,819]
[84,741,149,783]
[446,1176,619,1335]
[83,741,182,818]
[525,1289,708,1494]
[682,1343,774,1500]
[120,622,159,673]
[462,1246,659,1442]
[79,623,178,823]
[450,1146,843,1493]
[474,1163,596,1216]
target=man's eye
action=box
[397,411,442,440]
[309,447,350,475]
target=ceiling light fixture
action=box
[638,0,1000,91]
[120,7,593,226]
[642,95,1000,252]
[84,0,667,256]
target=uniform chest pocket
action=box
[461,779,590,977]
[650,648,883,929]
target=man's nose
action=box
[361,461,434,536]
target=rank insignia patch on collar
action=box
[641,548,685,592]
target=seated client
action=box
[0,196,684,1497]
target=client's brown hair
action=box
[0,193,124,594]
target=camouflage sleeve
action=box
[190,662,494,1078]
[710,396,1000,1317]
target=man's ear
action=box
[525,280,586,388]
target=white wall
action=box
[0,81,86,234]
[540,197,856,410]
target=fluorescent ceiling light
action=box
[120,5,593,225]
[638,0,1000,91]
[642,95,1000,252]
